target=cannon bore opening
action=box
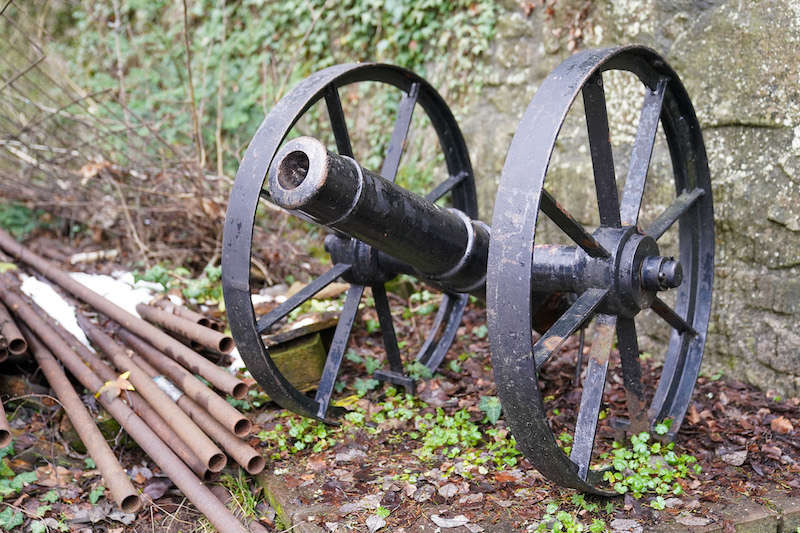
[277,150,310,190]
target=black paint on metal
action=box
[314,284,365,419]
[222,63,477,422]
[425,171,468,204]
[255,263,352,334]
[582,72,621,228]
[381,82,419,182]
[616,315,648,433]
[620,77,668,226]
[372,284,404,374]
[650,296,697,335]
[645,187,705,240]
[570,313,615,480]
[532,288,607,369]
[270,137,491,294]
[574,325,586,387]
[540,190,610,258]
[487,46,714,494]
[324,86,354,158]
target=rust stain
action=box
[588,322,615,364]
[543,335,563,352]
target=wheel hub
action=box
[530,226,682,318]
[594,226,666,317]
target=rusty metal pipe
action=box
[7,301,249,533]
[154,299,218,330]
[128,351,265,475]
[17,327,141,513]
[136,303,234,354]
[0,229,246,398]
[77,314,227,473]
[28,305,210,479]
[0,300,27,356]
[0,399,11,448]
[116,328,251,437]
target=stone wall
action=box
[457,0,800,395]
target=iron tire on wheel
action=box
[223,64,477,422]
[487,46,714,494]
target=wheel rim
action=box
[223,63,477,421]
[487,46,714,493]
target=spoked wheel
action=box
[223,64,477,422]
[487,46,713,494]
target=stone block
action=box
[765,491,800,533]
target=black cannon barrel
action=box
[268,137,490,293]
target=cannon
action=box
[222,46,714,494]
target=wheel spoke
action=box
[651,297,697,336]
[414,293,468,371]
[425,171,468,203]
[573,325,586,387]
[255,263,351,334]
[582,73,621,228]
[540,190,610,258]
[414,295,450,365]
[616,316,649,433]
[381,82,420,182]
[620,77,667,226]
[314,284,365,418]
[570,313,615,480]
[372,284,403,374]
[533,288,607,369]
[644,188,705,240]
[324,85,353,157]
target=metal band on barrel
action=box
[324,155,365,227]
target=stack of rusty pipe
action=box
[1,284,250,533]
[0,289,26,447]
[0,228,265,532]
[0,228,247,400]
[0,299,26,363]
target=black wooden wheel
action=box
[487,46,714,493]
[223,64,477,422]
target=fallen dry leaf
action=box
[770,416,793,434]
[431,514,470,528]
[365,514,385,533]
[676,515,712,527]
[437,483,458,499]
[718,449,747,466]
[35,465,74,487]
[494,471,518,484]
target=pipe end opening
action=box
[208,453,227,473]
[231,382,248,400]
[246,455,266,475]
[8,338,26,355]
[218,337,234,354]
[120,494,142,513]
[233,418,252,438]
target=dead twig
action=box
[182,0,205,168]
